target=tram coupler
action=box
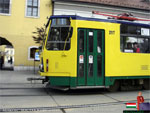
[27,77,48,84]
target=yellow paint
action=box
[41,19,150,77]
[41,19,77,77]
[105,25,150,76]
[0,0,52,68]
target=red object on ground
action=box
[137,96,144,110]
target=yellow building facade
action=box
[0,0,52,70]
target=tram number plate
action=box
[79,55,84,63]
[89,32,93,36]
[141,28,150,36]
[89,55,93,64]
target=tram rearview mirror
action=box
[39,46,42,50]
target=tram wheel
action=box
[143,79,150,90]
[107,80,120,92]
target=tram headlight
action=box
[39,58,44,72]
[39,64,44,72]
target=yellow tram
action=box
[39,15,150,91]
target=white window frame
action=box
[28,46,38,60]
[25,0,40,18]
[0,0,12,16]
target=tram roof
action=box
[50,15,150,28]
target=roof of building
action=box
[53,0,150,10]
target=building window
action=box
[120,24,150,53]
[26,0,39,17]
[0,0,11,14]
[28,46,38,60]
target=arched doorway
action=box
[0,37,14,70]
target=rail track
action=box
[0,82,150,113]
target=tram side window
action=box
[46,27,73,51]
[121,37,150,53]
[97,30,102,53]
[79,30,84,53]
[121,24,141,34]
[89,31,93,52]
[120,25,150,53]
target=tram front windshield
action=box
[46,18,72,51]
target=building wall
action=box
[0,0,52,70]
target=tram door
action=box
[77,28,104,86]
